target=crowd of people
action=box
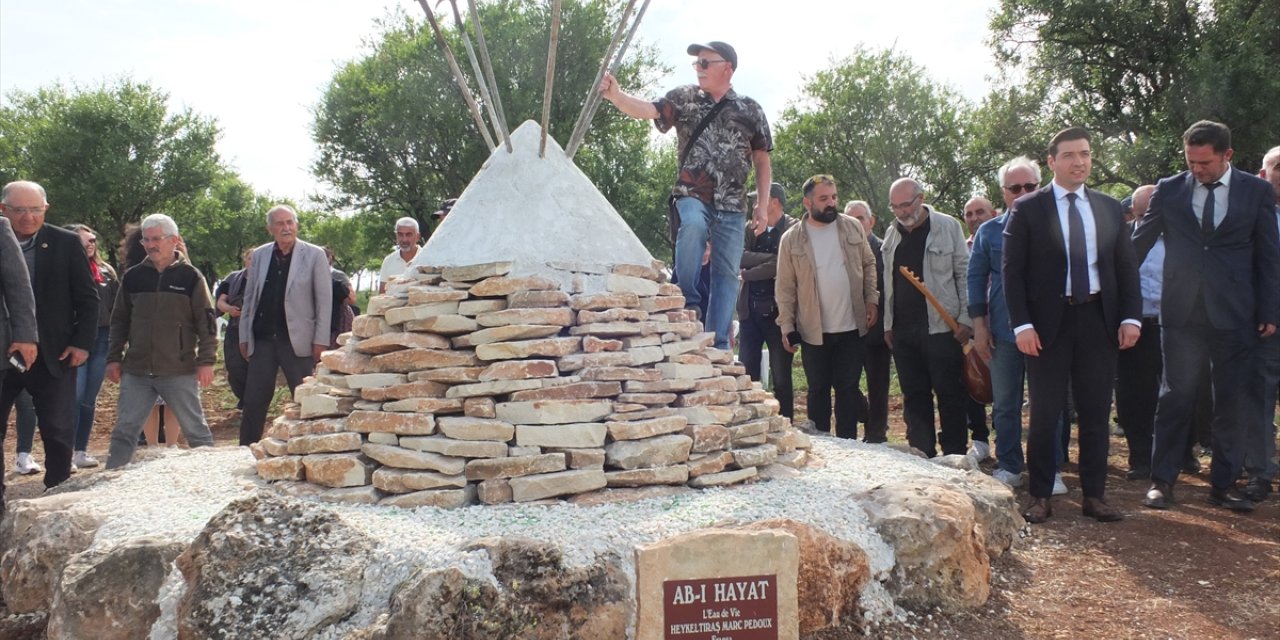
[601,41,1280,523]
[1,40,1276,529]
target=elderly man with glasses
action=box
[880,177,972,459]
[105,214,217,468]
[599,41,772,350]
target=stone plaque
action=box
[636,529,798,640]
[664,575,778,639]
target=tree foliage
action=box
[990,0,1280,186]
[771,49,974,235]
[311,0,672,256]
[0,79,223,241]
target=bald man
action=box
[1242,145,1280,502]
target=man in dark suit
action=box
[0,181,99,503]
[1135,122,1280,512]
[1003,128,1142,523]
[0,216,38,403]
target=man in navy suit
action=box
[1003,127,1142,523]
[1135,122,1280,512]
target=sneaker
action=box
[967,441,991,461]
[14,452,42,475]
[73,451,100,468]
[992,468,1023,488]
[1052,472,1069,496]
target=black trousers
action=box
[240,336,315,445]
[223,326,249,409]
[739,307,794,419]
[1,358,77,498]
[1025,301,1116,499]
[967,397,989,444]
[1115,319,1162,471]
[800,330,865,439]
[893,328,969,458]
[861,339,891,443]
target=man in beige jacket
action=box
[776,175,879,438]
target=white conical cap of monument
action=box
[414,120,655,275]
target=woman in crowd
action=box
[65,224,117,467]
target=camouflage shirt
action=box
[653,85,772,214]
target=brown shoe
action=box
[1082,497,1123,522]
[1022,497,1052,523]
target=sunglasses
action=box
[1004,183,1039,194]
[692,58,729,70]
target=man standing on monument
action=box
[599,41,773,350]
[379,217,422,293]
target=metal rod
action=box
[566,0,649,157]
[414,0,495,150]
[466,0,513,152]
[448,0,502,149]
[564,0,641,159]
[540,0,563,157]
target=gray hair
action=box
[395,216,420,232]
[1,180,48,203]
[140,213,179,237]
[997,156,1042,185]
[1263,146,1280,173]
[844,200,871,215]
[266,204,298,225]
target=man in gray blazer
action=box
[0,215,38,393]
[238,205,332,444]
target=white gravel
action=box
[62,436,966,634]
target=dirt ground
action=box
[2,377,1277,639]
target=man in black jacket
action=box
[738,182,793,419]
[0,181,99,500]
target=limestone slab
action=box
[676,405,737,425]
[451,324,563,348]
[685,424,731,453]
[260,438,289,457]
[463,396,496,418]
[256,456,305,481]
[384,301,461,325]
[616,392,677,405]
[624,378,697,393]
[464,453,566,481]
[344,373,409,390]
[550,448,606,469]
[408,367,484,384]
[367,432,399,446]
[656,363,715,380]
[556,351,634,371]
[478,359,558,381]
[351,315,392,338]
[475,337,581,361]
[457,299,507,316]
[286,432,363,455]
[688,466,758,487]
[441,262,512,282]
[379,397,464,414]
[509,469,607,502]
[578,308,650,324]
[495,399,613,424]
[301,454,374,488]
[361,443,465,474]
[605,465,688,487]
[444,378,545,398]
[731,444,779,468]
[400,435,509,458]
[604,434,693,470]
[366,294,408,316]
[605,273,660,296]
[638,295,685,312]
[319,349,374,375]
[606,415,689,441]
[475,307,574,327]
[582,335,623,353]
[435,416,516,441]
[570,292,640,310]
[469,275,558,297]
[507,290,571,308]
[402,314,479,336]
[578,366,661,382]
[729,419,771,442]
[516,423,607,448]
[477,478,513,504]
[315,486,381,505]
[348,409,437,435]
[686,451,733,477]
[628,346,665,365]
[378,485,476,509]
[299,394,356,419]
[372,468,468,493]
[508,381,622,401]
[372,348,480,373]
[406,286,469,304]
[569,322,660,337]
[355,332,450,355]
[361,379,449,402]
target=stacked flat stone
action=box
[251,260,813,508]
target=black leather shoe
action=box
[1022,497,1052,523]
[1143,482,1174,509]
[1242,478,1272,503]
[1181,456,1201,474]
[1126,467,1150,481]
[1207,486,1257,512]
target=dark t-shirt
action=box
[253,247,292,339]
[892,218,931,336]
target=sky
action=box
[0,0,1003,202]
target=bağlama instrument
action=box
[897,266,993,405]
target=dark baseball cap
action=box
[686,41,737,70]
[746,182,787,207]
[432,198,458,217]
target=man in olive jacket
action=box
[776,175,879,438]
[105,214,216,468]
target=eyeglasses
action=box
[140,235,172,245]
[3,206,46,216]
[889,193,922,211]
[692,58,729,70]
[1003,183,1039,194]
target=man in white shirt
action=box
[379,217,422,293]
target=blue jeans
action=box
[674,197,745,350]
[73,326,110,451]
[106,372,215,469]
[1245,334,1280,482]
[990,339,1026,474]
